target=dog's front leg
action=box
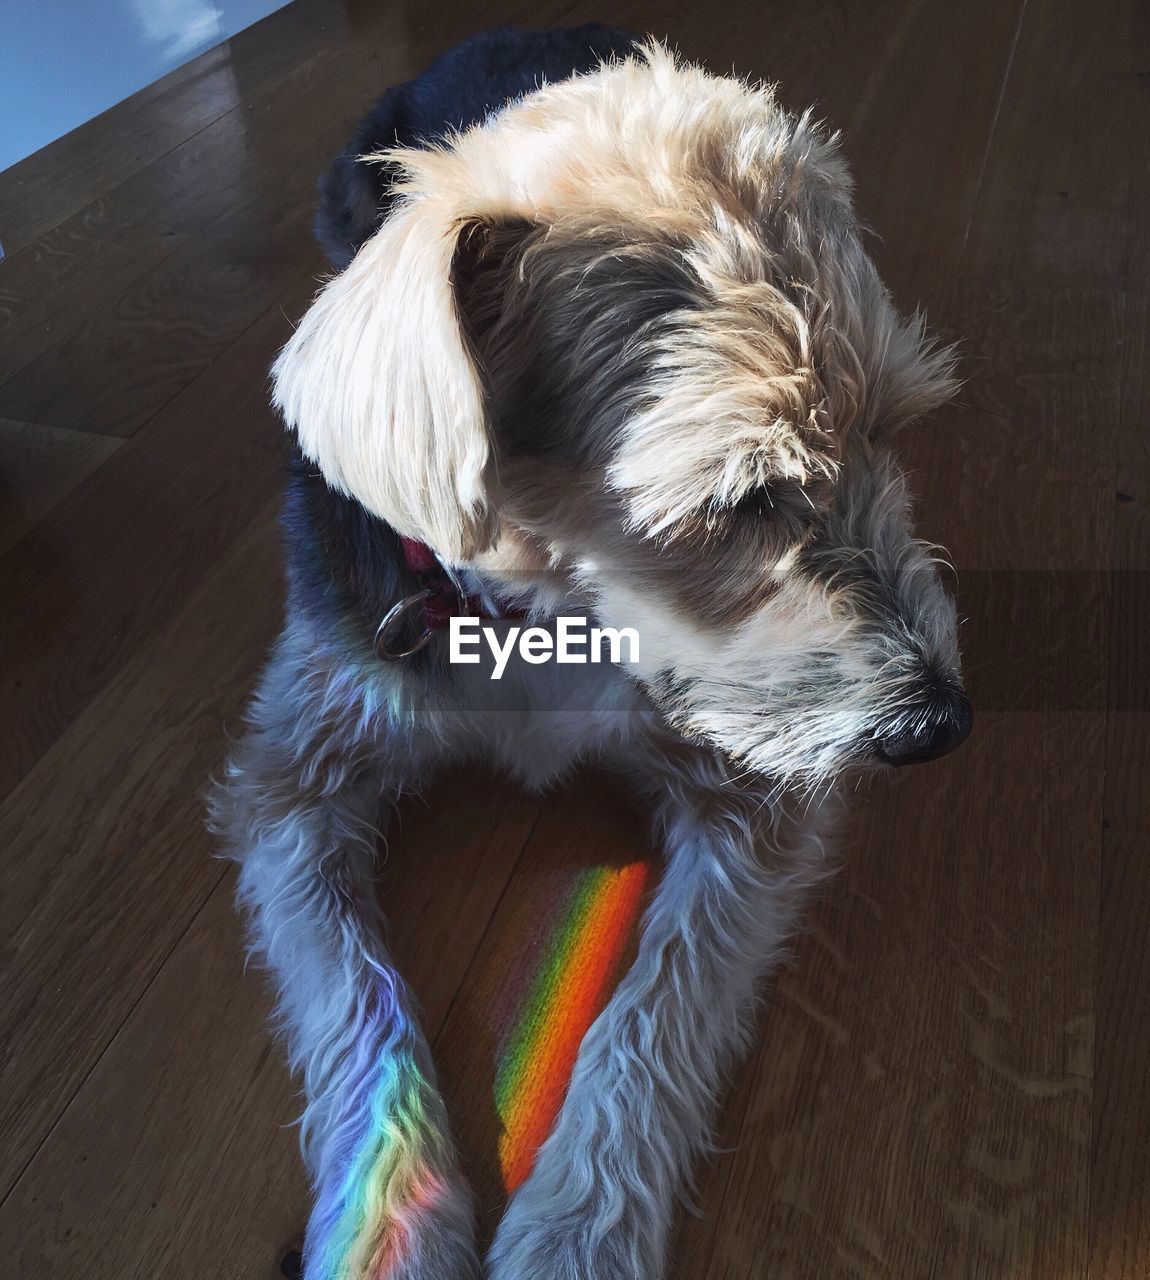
[212,647,478,1280]
[487,760,837,1280]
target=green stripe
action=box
[494,867,609,1114]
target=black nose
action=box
[877,690,972,766]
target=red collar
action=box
[398,537,469,628]
[375,538,525,660]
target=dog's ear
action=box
[272,198,511,560]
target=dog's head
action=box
[274,44,969,787]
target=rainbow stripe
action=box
[306,972,446,1280]
[495,861,651,1191]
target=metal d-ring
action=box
[374,588,435,660]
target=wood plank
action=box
[0,11,410,398]
[0,417,121,554]
[0,0,595,391]
[434,772,654,1246]
[0,264,320,800]
[0,170,333,437]
[679,0,1121,1272]
[0,770,542,1278]
[673,2,1046,1266]
[694,710,1098,1279]
[0,510,282,1200]
[380,773,546,1035]
[1092,0,1150,1273]
[0,2,1135,1278]
[0,0,355,256]
[0,881,309,1280]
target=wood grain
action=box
[434,773,654,1245]
[670,0,1120,1274]
[0,0,1138,1277]
[0,771,542,1279]
[0,511,282,1199]
[1,185,332,437]
[0,0,357,256]
[1,879,310,1280]
[1092,0,1150,1273]
[0,267,317,800]
[0,17,413,423]
[0,418,121,554]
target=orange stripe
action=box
[499,862,649,1190]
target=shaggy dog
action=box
[212,25,971,1280]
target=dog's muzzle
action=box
[875,686,973,766]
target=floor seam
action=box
[0,861,233,1211]
[958,0,1031,259]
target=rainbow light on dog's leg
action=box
[306,980,448,1279]
[495,861,650,1192]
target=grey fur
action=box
[214,43,968,1280]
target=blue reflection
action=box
[0,0,289,172]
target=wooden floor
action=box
[0,0,1145,1276]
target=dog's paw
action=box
[380,1203,480,1280]
[305,1171,480,1280]
[486,1185,664,1280]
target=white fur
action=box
[273,198,495,559]
[272,44,952,565]
[223,40,966,1280]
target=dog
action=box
[211,25,971,1280]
